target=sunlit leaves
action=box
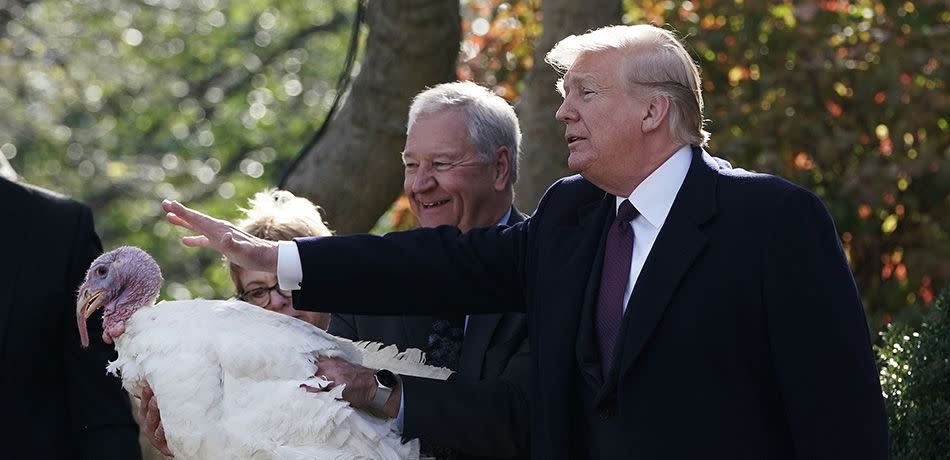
[459,0,541,99]
[2,0,356,300]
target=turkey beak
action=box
[77,288,105,319]
[76,288,105,348]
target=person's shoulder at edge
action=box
[706,150,824,211]
[1,176,83,209]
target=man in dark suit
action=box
[164,24,888,459]
[0,174,141,459]
[324,82,531,459]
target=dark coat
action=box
[296,148,888,459]
[327,209,531,459]
[0,178,141,459]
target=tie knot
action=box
[616,200,639,224]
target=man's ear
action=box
[491,146,511,191]
[642,94,671,134]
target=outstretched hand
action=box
[162,199,279,273]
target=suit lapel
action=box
[567,195,614,388]
[457,206,526,378]
[402,316,434,351]
[575,196,615,387]
[459,313,502,377]
[613,147,719,384]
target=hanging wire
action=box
[279,0,366,187]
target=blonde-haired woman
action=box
[229,189,332,329]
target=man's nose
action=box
[410,166,436,193]
[555,98,576,124]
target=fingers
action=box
[300,383,329,393]
[181,235,211,248]
[140,388,173,456]
[165,213,196,232]
[154,424,173,457]
[145,398,161,434]
[140,384,153,419]
[162,199,225,237]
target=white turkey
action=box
[76,245,450,460]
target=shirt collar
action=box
[496,207,512,226]
[615,145,692,229]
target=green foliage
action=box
[877,287,950,459]
[1,0,357,299]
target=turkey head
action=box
[76,246,163,347]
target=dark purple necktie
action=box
[595,199,639,379]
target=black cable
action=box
[279,0,366,187]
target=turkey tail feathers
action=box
[353,342,453,380]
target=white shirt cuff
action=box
[277,241,303,291]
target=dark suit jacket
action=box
[327,209,531,459]
[295,148,888,459]
[0,178,141,459]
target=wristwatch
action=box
[370,369,401,413]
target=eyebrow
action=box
[563,72,595,87]
[402,150,463,161]
[243,281,267,290]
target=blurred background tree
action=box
[2,0,946,333]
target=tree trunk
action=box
[282,0,460,234]
[514,1,622,212]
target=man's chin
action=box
[417,212,458,229]
[566,154,589,174]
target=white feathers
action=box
[108,299,447,460]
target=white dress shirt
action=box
[616,144,692,312]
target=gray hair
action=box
[546,24,709,146]
[407,81,521,184]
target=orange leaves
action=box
[458,0,540,99]
[882,250,907,283]
[794,151,815,170]
[919,276,934,304]
[825,100,844,117]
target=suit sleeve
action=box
[294,223,529,316]
[327,313,358,340]
[763,188,888,458]
[400,342,532,458]
[62,204,142,459]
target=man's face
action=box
[403,109,506,232]
[555,49,647,187]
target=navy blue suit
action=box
[296,147,888,459]
[328,209,530,459]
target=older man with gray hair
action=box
[321,81,531,460]
[165,24,888,459]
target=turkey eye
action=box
[96,266,108,277]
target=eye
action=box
[247,288,268,300]
[96,266,108,277]
[433,161,452,171]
